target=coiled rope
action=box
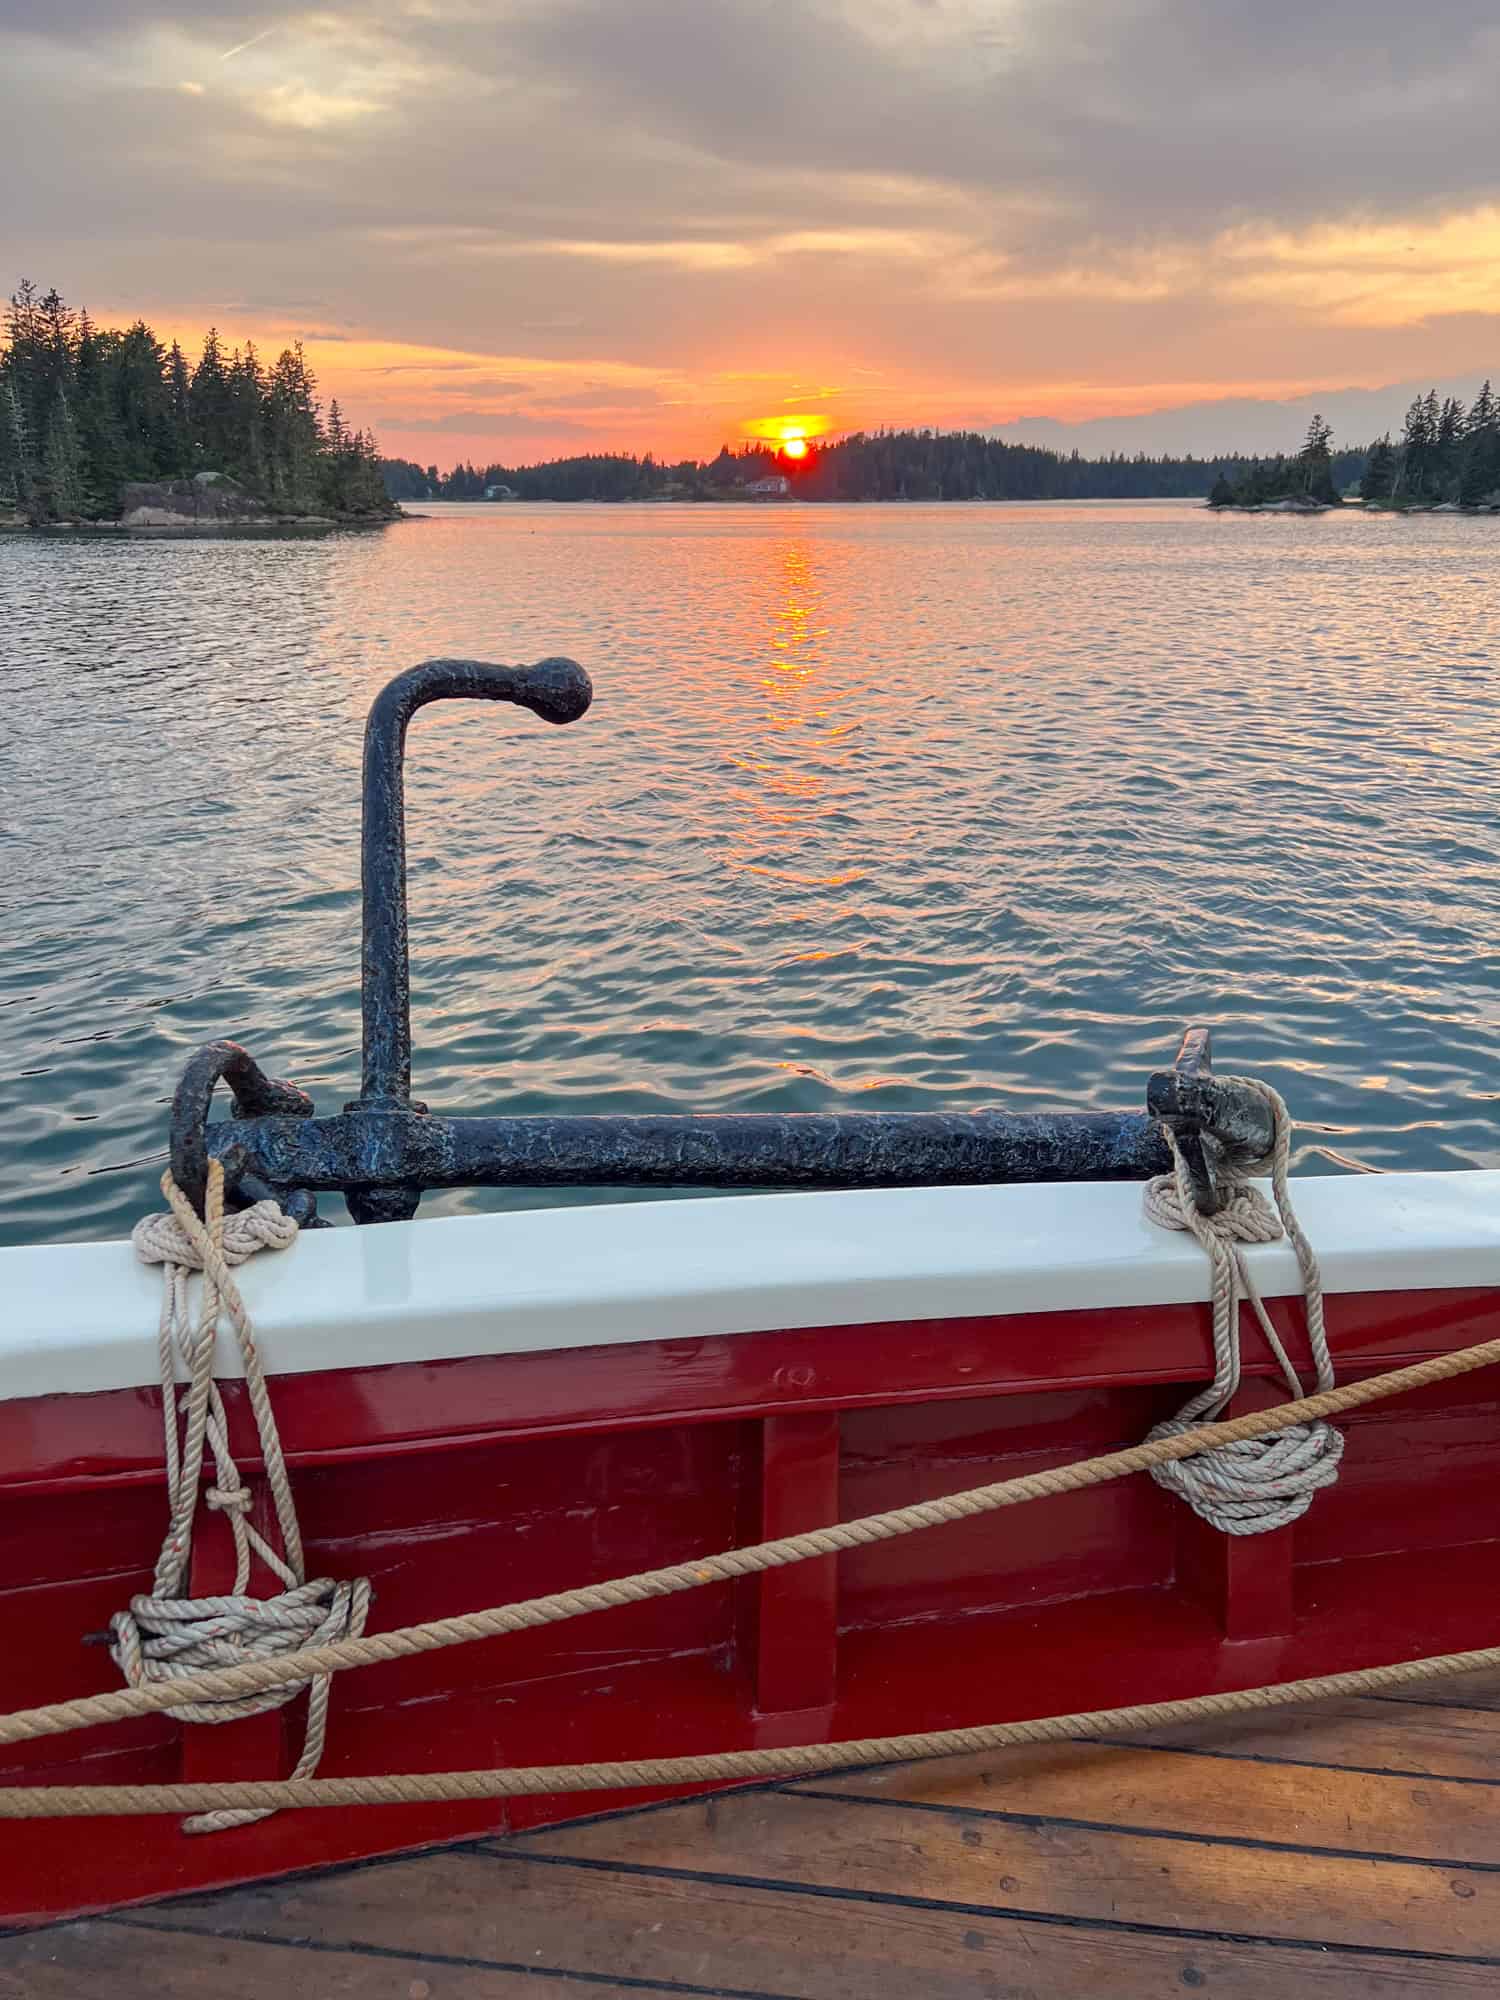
[1141,1077,1344,1532]
[117,1163,370,1832]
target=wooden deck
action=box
[8,1668,1500,1997]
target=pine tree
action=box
[39,385,84,519]
[1434,397,1466,497]
[223,341,267,489]
[1394,396,1429,500]
[264,342,323,511]
[0,369,33,511]
[190,328,233,466]
[5,281,50,468]
[1361,436,1397,502]
[1459,437,1494,507]
[166,340,192,468]
[1296,413,1337,500]
[0,282,392,521]
[112,321,174,479]
[73,311,127,513]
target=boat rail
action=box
[170,659,1276,1226]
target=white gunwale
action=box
[4,1172,1500,1405]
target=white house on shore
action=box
[744,474,792,498]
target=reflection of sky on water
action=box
[3,500,1500,1241]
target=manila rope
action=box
[3,1094,1500,1821]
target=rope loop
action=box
[114,1161,369,1834]
[1142,1075,1343,1534]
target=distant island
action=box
[0,282,395,530]
[386,385,1500,512]
[381,434,1370,508]
[6,279,1496,523]
[1207,397,1500,513]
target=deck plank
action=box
[1117,1695,1500,1779]
[1378,1669,1500,1713]
[8,1692,1500,1996]
[22,1845,1500,2000]
[0,1912,626,1999]
[800,1737,1500,1865]
[522,1783,1500,1961]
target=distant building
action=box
[744,475,791,498]
[483,484,516,501]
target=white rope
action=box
[1141,1078,1343,1534]
[117,1165,370,1833]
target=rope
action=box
[2,1106,1499,1821]
[1141,1077,1343,1532]
[6,1320,1500,1764]
[116,1164,371,1832]
[2,1640,1499,1818]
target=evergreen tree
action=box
[1296,413,1337,500]
[1434,397,1466,494]
[0,367,34,510]
[1395,396,1429,499]
[166,340,193,468]
[1361,436,1397,502]
[1458,435,1498,508]
[38,385,84,519]
[189,327,233,465]
[72,312,127,512]
[1459,381,1500,507]
[112,322,174,478]
[263,342,322,511]
[224,342,268,489]
[5,281,51,460]
[0,282,393,522]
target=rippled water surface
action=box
[3,499,1499,1245]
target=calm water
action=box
[2,499,1498,1246]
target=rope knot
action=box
[112,1163,370,1835]
[1142,1172,1281,1247]
[1143,1077,1343,1536]
[132,1197,298,1275]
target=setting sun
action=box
[743,412,831,453]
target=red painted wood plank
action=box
[1176,1379,1297,1641]
[753,1413,840,1725]
[6,1286,1497,1493]
[7,1292,1500,1925]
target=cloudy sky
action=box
[5,0,1500,464]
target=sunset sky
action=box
[5,0,1500,465]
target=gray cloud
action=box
[3,0,1499,458]
[500,0,1500,228]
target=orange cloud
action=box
[741,413,834,444]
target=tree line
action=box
[382,434,1305,506]
[1209,390,1500,509]
[1360,386,1500,507]
[0,281,391,524]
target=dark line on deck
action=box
[786,1784,1500,1872]
[1371,1695,1500,1715]
[481,1848,1500,1970]
[106,1913,800,2000]
[1087,1737,1500,1786]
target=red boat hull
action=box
[4,1281,1500,1927]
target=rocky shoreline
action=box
[1210,495,1500,514]
[1,470,399,534]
